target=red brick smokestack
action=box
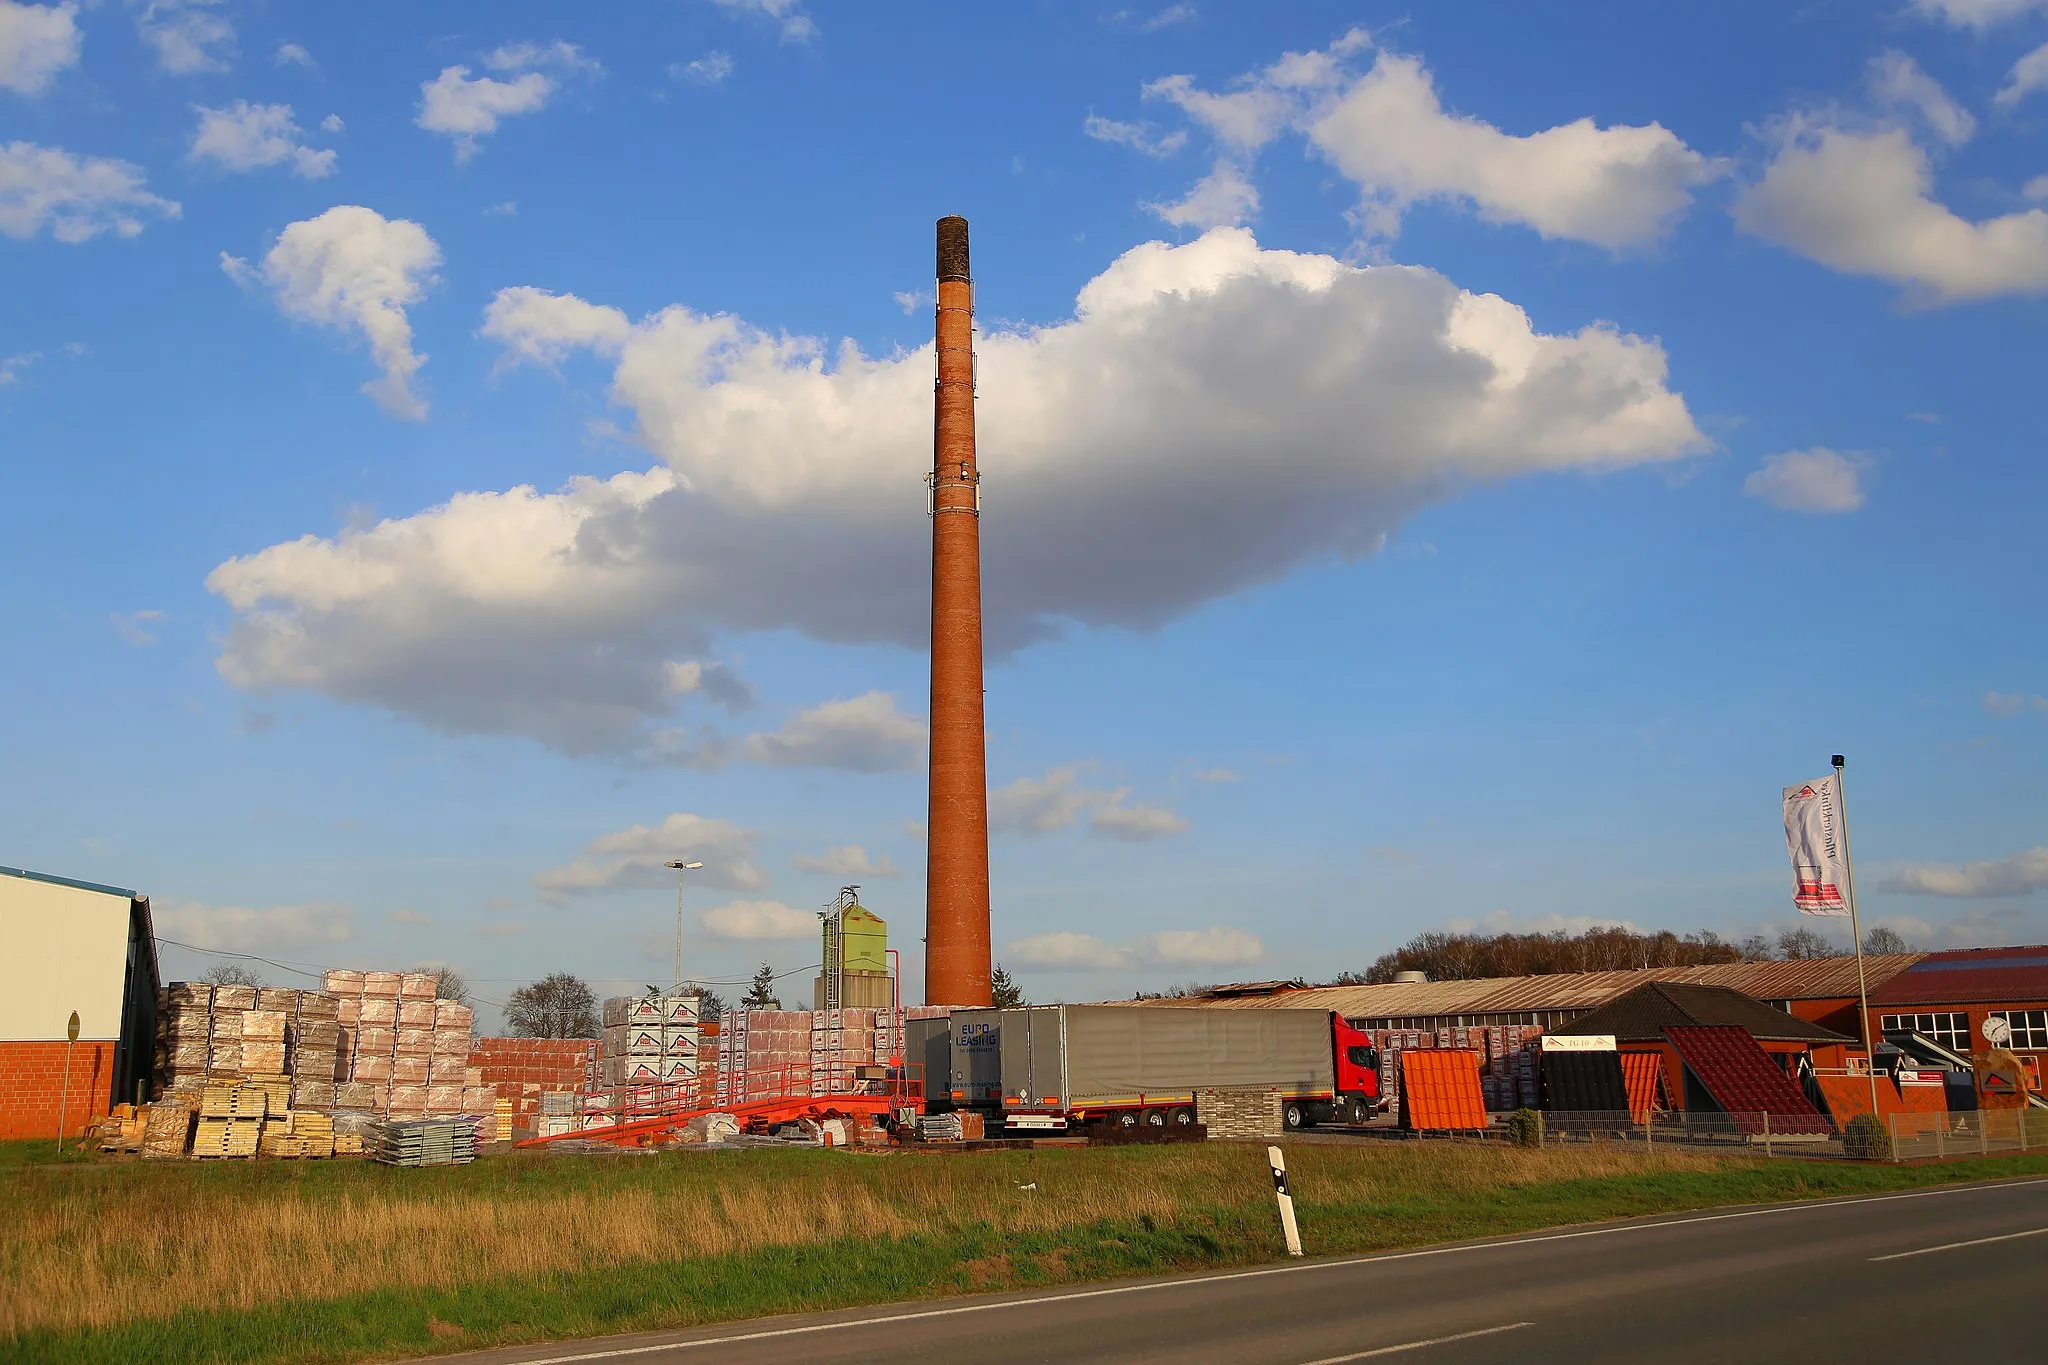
[925,215,992,1007]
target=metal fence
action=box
[1886,1109,2048,1161]
[1479,1107,2048,1161]
[1527,1111,1841,1157]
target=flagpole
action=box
[1833,754,1881,1120]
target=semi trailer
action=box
[947,1004,1382,1132]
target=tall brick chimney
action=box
[924,215,992,1007]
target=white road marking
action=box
[1869,1226,2048,1261]
[488,1177,2048,1365]
[1298,1320,1534,1363]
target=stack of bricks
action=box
[811,1009,879,1096]
[321,970,487,1117]
[1194,1087,1281,1140]
[600,995,702,1091]
[715,1008,808,1105]
[468,1037,599,1133]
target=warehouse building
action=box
[0,866,160,1138]
[1136,949,2048,1090]
[1867,947,2048,1091]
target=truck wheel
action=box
[1169,1106,1196,1128]
[1104,1110,1139,1132]
[1348,1098,1371,1126]
[1141,1108,1167,1128]
[1283,1101,1312,1131]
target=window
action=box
[1347,1045,1378,1070]
[1989,1010,2048,1050]
[1880,1012,1970,1052]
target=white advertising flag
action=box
[1782,774,1850,916]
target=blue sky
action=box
[4,0,2046,1023]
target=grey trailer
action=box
[956,1005,1371,1132]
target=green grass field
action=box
[6,1138,2045,1365]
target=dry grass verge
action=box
[5,1139,2044,1362]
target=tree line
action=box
[1339,923,1914,985]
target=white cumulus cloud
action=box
[792,844,898,877]
[710,0,815,43]
[1733,114,2048,305]
[207,227,1701,750]
[1139,925,1263,966]
[1134,32,1718,247]
[155,899,354,954]
[225,205,441,419]
[1912,0,2046,28]
[0,141,180,241]
[1886,847,2048,897]
[190,101,337,179]
[137,0,233,75]
[417,44,592,161]
[1742,447,1866,514]
[699,898,815,939]
[1867,51,1975,146]
[1083,114,1188,158]
[1090,796,1190,840]
[1996,41,2048,107]
[671,50,734,85]
[1148,158,1259,229]
[0,1,79,95]
[738,692,926,772]
[533,812,766,902]
[1007,931,1132,970]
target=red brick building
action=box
[1,866,159,1139]
[1867,946,2048,1091]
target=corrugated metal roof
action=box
[1105,954,1926,1018]
[0,865,139,901]
[1868,946,2048,1007]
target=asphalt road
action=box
[433,1175,2048,1365]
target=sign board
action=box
[1542,1034,1617,1052]
[66,1011,79,1043]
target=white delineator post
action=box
[1268,1145,1303,1257]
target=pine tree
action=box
[742,962,780,1010]
[990,963,1025,1008]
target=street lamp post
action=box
[665,860,704,996]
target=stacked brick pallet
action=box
[468,1037,599,1133]
[154,983,345,1111]
[1370,1025,1542,1114]
[1195,1086,1283,1139]
[717,1008,811,1104]
[320,970,489,1118]
[812,1008,885,1094]
[600,995,702,1088]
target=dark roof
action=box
[1550,981,1851,1044]
[1,865,140,900]
[1868,946,2048,1007]
[1665,1026,1832,1134]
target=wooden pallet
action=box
[191,1117,260,1159]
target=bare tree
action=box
[1863,926,1914,955]
[201,963,265,987]
[414,966,470,1006]
[1776,926,1838,959]
[1351,926,1746,983]
[1738,934,1776,962]
[505,973,599,1038]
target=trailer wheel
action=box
[1283,1101,1313,1131]
[1140,1107,1167,1129]
[1169,1106,1196,1128]
[1104,1110,1140,1132]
